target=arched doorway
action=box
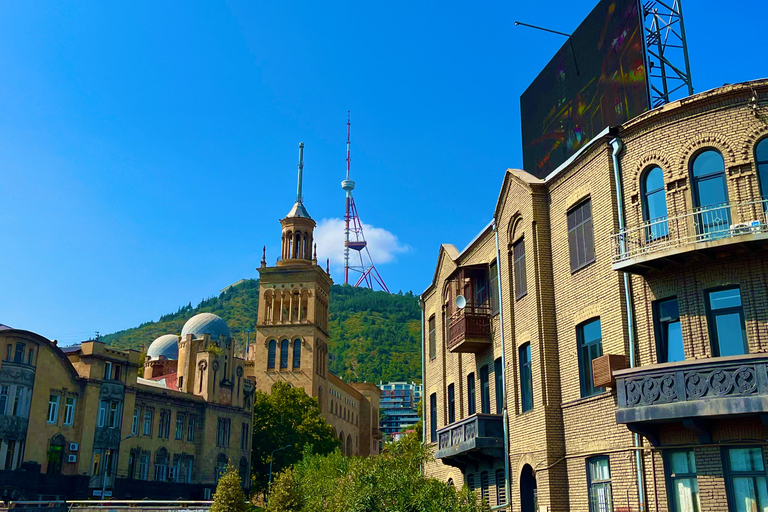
[47,433,66,474]
[520,464,537,512]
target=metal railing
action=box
[612,198,768,263]
[447,306,491,351]
[435,414,503,454]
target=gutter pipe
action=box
[491,222,511,510]
[419,296,426,473]
[610,136,646,512]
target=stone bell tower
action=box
[246,143,332,412]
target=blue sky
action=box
[1,0,765,344]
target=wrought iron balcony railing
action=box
[447,306,492,353]
[615,353,768,443]
[434,414,504,467]
[612,198,768,267]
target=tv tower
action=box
[342,113,390,292]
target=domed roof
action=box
[181,313,231,341]
[147,334,179,360]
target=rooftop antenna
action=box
[342,112,390,292]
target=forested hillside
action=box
[101,279,421,383]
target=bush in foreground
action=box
[212,465,249,512]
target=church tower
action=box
[246,143,332,412]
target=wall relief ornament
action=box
[0,365,35,386]
[99,382,125,400]
[0,415,28,441]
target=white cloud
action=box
[314,218,410,274]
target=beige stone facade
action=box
[244,146,381,457]
[422,79,768,511]
[0,321,252,501]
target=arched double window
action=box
[292,339,301,369]
[280,339,289,369]
[756,138,768,202]
[641,166,669,239]
[690,149,730,237]
[267,340,276,370]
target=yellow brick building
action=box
[0,313,252,501]
[422,78,768,512]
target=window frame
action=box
[467,373,476,416]
[577,318,605,398]
[519,343,533,413]
[280,339,289,369]
[653,297,685,364]
[47,394,60,424]
[641,165,670,240]
[267,339,276,370]
[724,446,768,512]
[447,383,455,424]
[567,198,596,273]
[479,365,490,414]
[428,315,436,360]
[429,393,437,443]
[705,286,748,357]
[587,456,613,512]
[292,339,301,369]
[494,358,504,414]
[664,449,701,512]
[143,409,153,437]
[63,396,76,426]
[489,260,500,315]
[496,469,506,505]
[756,137,768,200]
[513,238,528,299]
[480,471,489,504]
[132,407,139,435]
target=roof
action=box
[285,201,311,219]
[181,313,231,341]
[0,324,11,331]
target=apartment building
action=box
[422,78,768,512]
[378,381,422,437]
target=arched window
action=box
[756,138,768,201]
[215,453,227,483]
[280,339,289,369]
[690,149,730,237]
[239,457,249,489]
[318,386,323,411]
[267,340,276,370]
[641,166,669,239]
[292,339,301,369]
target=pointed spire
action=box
[261,246,267,268]
[296,142,305,204]
[313,243,317,261]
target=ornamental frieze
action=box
[0,364,35,386]
[93,426,121,449]
[99,382,125,400]
[0,415,28,441]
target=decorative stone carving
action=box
[212,361,220,372]
[93,426,120,449]
[236,366,243,377]
[99,382,125,400]
[0,364,35,386]
[0,415,28,441]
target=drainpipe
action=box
[611,136,646,512]
[491,222,511,511]
[419,296,426,473]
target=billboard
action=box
[520,0,648,178]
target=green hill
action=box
[101,279,422,383]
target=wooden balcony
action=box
[435,414,504,468]
[448,306,492,353]
[615,354,768,445]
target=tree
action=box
[251,382,339,497]
[267,433,487,512]
[211,465,248,512]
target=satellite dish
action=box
[455,295,467,309]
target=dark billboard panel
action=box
[520,0,648,178]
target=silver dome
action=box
[147,334,179,360]
[181,313,231,341]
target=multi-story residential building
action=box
[244,143,382,457]
[422,79,768,511]
[0,313,252,501]
[378,381,422,437]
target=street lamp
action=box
[101,434,133,500]
[267,444,292,502]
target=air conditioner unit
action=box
[67,454,77,463]
[69,442,79,452]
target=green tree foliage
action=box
[267,434,487,512]
[102,280,421,383]
[211,464,249,512]
[251,382,339,497]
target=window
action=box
[480,365,490,414]
[429,393,437,443]
[158,410,167,437]
[588,457,613,512]
[280,339,289,369]
[113,364,121,381]
[642,166,669,239]
[513,238,527,299]
[0,386,8,415]
[568,199,595,272]
[707,287,748,357]
[474,271,489,306]
[12,387,23,416]
[520,343,533,412]
[175,415,184,440]
[139,452,149,480]
[154,453,168,482]
[63,397,76,426]
[143,409,153,436]
[216,454,227,483]
[5,344,11,361]
[467,474,475,491]
[727,447,768,512]
[241,422,249,450]
[757,138,768,200]
[187,416,196,442]
[480,471,489,503]
[654,297,685,363]
[14,343,25,364]
[489,261,500,315]
[217,418,231,446]
[578,318,604,398]
[494,358,504,414]
[467,373,476,416]
[666,450,700,512]
[267,340,276,369]
[132,408,139,435]
[47,395,59,424]
[292,339,301,368]
[447,384,455,424]
[104,361,112,380]
[27,349,34,366]
[496,469,506,505]
[109,401,120,428]
[428,316,436,360]
[690,150,730,236]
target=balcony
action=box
[435,414,504,468]
[615,354,768,445]
[448,306,492,353]
[611,198,768,273]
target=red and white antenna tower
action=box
[342,113,390,292]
